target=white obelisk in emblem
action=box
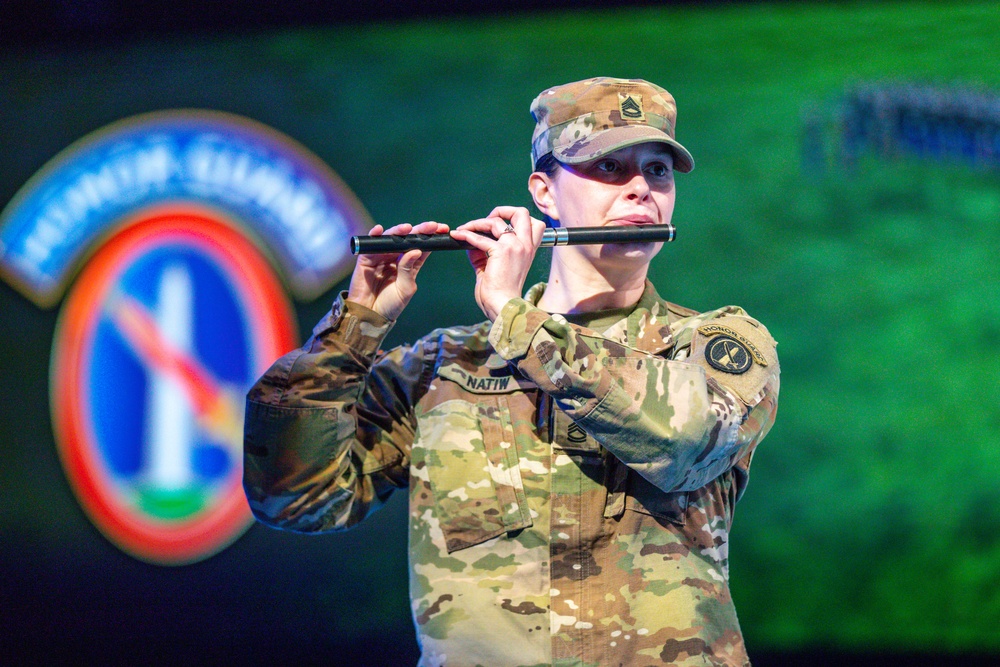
[144,263,195,490]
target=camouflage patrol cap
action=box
[530,77,694,173]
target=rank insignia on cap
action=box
[618,93,645,120]
[705,335,753,374]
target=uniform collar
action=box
[523,280,675,355]
[628,280,675,355]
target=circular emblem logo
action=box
[51,209,297,564]
[0,110,373,565]
[705,335,753,375]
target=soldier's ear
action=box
[528,172,559,222]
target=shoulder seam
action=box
[664,300,700,318]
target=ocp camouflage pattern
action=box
[530,77,695,173]
[244,281,779,666]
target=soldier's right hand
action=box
[347,221,449,321]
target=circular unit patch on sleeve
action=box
[704,335,753,375]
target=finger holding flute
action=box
[450,206,547,322]
[346,220,449,321]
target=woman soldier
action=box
[244,77,780,667]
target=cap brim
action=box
[553,125,694,173]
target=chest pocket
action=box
[422,363,533,553]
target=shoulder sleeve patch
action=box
[689,315,778,406]
[697,323,769,366]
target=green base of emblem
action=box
[136,486,207,520]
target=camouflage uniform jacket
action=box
[244,281,780,667]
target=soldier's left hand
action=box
[451,206,546,321]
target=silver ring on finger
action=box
[502,223,515,234]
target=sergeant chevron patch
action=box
[618,93,645,120]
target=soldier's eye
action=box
[596,160,619,173]
[646,162,671,178]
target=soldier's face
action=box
[551,143,675,228]
[534,142,676,268]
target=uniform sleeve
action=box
[488,298,779,493]
[242,293,432,533]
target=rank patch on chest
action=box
[705,335,753,374]
[566,422,588,444]
[618,93,645,120]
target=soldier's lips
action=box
[610,217,657,225]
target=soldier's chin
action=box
[599,241,663,261]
